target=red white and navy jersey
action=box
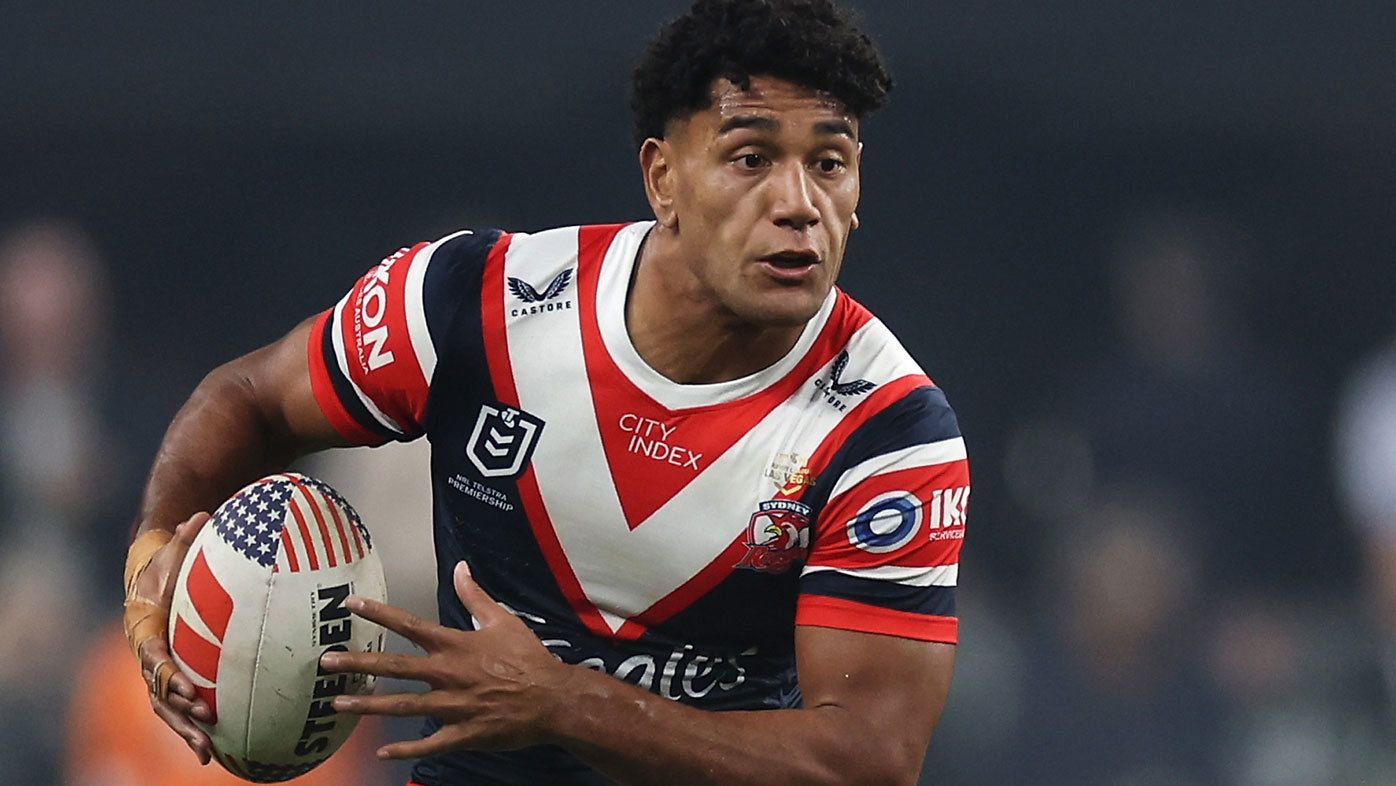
[307,222,969,785]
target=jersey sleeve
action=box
[797,385,969,644]
[307,229,502,446]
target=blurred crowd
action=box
[932,208,1394,786]
[0,205,1390,786]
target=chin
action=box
[736,290,826,329]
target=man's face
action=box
[657,75,861,327]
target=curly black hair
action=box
[631,0,893,147]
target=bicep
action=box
[225,315,350,454]
[796,625,956,778]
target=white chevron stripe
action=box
[503,228,929,631]
[827,437,967,502]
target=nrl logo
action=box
[508,269,573,303]
[466,403,545,479]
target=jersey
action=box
[306,222,970,785]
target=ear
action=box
[639,137,679,229]
[851,142,865,231]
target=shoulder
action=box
[417,227,508,280]
[824,289,959,437]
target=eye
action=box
[814,157,846,174]
[735,153,769,170]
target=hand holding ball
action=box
[166,473,387,782]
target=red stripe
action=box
[323,492,357,561]
[279,526,301,572]
[796,595,958,643]
[295,482,339,567]
[306,310,384,445]
[812,463,969,571]
[623,535,754,634]
[172,615,222,682]
[480,232,618,640]
[288,498,321,570]
[517,470,619,639]
[478,232,514,389]
[186,549,232,641]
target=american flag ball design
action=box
[213,473,373,572]
[168,472,388,783]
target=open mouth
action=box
[759,250,821,272]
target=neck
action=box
[625,225,806,385]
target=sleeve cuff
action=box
[796,594,958,644]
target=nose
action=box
[769,162,819,231]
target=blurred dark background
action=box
[3,2,1394,784]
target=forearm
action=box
[135,360,313,537]
[547,667,915,786]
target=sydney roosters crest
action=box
[735,500,812,574]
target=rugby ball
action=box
[167,472,388,782]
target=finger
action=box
[167,669,200,704]
[140,638,197,702]
[345,596,447,649]
[377,724,471,760]
[453,561,507,627]
[151,695,213,765]
[166,690,216,724]
[319,649,432,681]
[331,690,456,718]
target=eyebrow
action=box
[717,115,780,135]
[814,119,856,139]
[715,115,857,139]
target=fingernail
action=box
[345,595,364,611]
[457,560,472,578]
[332,696,351,711]
[377,748,390,760]
[320,652,341,668]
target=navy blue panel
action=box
[416,228,502,435]
[411,227,633,784]
[799,570,956,617]
[800,385,960,515]
[317,313,399,442]
[421,229,504,359]
[412,725,618,786]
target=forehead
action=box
[685,75,858,138]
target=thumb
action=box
[453,561,504,626]
[173,512,211,547]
